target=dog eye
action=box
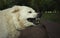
[28,11,32,13]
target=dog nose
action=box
[37,13,42,18]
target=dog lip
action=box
[26,25,34,28]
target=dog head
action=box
[11,5,38,30]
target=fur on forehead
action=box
[11,5,34,13]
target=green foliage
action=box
[40,11,60,22]
[0,0,60,10]
[0,0,60,22]
[0,0,15,9]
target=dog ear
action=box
[12,8,20,13]
[11,5,21,13]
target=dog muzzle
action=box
[27,18,40,25]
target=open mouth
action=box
[27,18,36,22]
[27,18,40,25]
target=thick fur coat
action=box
[0,5,37,38]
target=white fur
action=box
[0,5,37,38]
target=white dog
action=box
[0,5,38,38]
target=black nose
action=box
[37,13,42,18]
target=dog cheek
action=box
[18,20,26,29]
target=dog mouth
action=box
[27,18,40,25]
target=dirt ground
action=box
[19,20,60,38]
[19,24,49,38]
[40,20,60,38]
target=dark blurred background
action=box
[0,0,60,38]
[0,0,60,22]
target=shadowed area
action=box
[18,24,49,38]
[40,20,60,38]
